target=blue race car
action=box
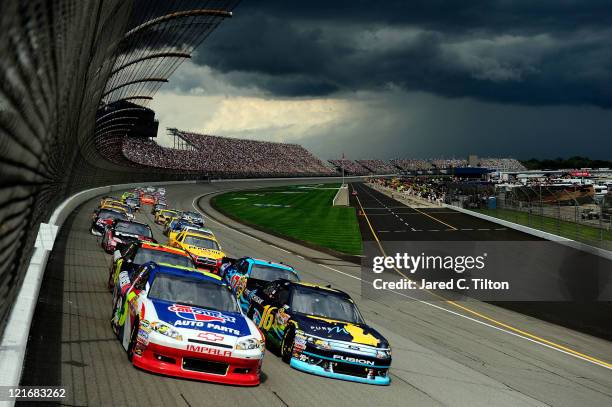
[219,257,299,312]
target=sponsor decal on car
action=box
[186,344,232,357]
[168,304,236,323]
[332,355,375,365]
[197,332,224,342]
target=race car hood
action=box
[150,299,250,338]
[184,246,224,259]
[294,313,389,348]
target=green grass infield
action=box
[211,184,362,255]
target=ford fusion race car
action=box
[108,241,194,289]
[220,257,299,312]
[111,262,265,385]
[247,280,391,385]
[101,219,154,253]
[91,209,128,236]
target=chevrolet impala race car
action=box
[101,219,154,253]
[247,280,391,385]
[108,242,194,289]
[111,262,265,385]
[220,257,299,312]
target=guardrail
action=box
[0,180,197,401]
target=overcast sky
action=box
[151,1,612,160]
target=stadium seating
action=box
[121,131,336,178]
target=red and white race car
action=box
[111,262,265,386]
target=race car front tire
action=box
[280,326,295,364]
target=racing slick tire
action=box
[280,326,295,364]
[127,319,139,362]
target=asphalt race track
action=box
[20,180,612,407]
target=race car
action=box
[121,191,136,202]
[91,208,128,236]
[167,220,214,241]
[141,194,156,206]
[111,262,265,385]
[220,258,299,312]
[108,241,194,289]
[151,202,167,216]
[124,196,140,212]
[181,211,205,226]
[101,219,154,253]
[99,196,120,207]
[168,230,225,271]
[101,202,134,220]
[246,280,391,385]
[155,209,180,225]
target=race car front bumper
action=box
[290,358,390,385]
[289,350,390,385]
[132,341,262,386]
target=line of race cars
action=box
[90,186,392,386]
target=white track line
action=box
[270,245,291,254]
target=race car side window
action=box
[237,260,249,274]
[273,286,291,305]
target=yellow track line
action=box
[354,188,612,369]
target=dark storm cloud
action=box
[194,0,612,106]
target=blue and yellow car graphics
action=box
[245,280,392,385]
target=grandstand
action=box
[328,159,370,175]
[391,157,525,172]
[390,159,433,171]
[478,158,527,172]
[121,130,336,178]
[356,159,396,174]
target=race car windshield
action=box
[250,264,298,282]
[184,236,219,250]
[149,274,239,312]
[183,211,202,219]
[133,249,193,268]
[290,287,363,324]
[126,198,139,205]
[184,228,213,237]
[115,222,152,237]
[98,210,127,221]
[162,210,178,217]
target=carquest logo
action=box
[168,304,236,323]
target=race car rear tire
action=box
[127,319,139,362]
[280,326,295,364]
